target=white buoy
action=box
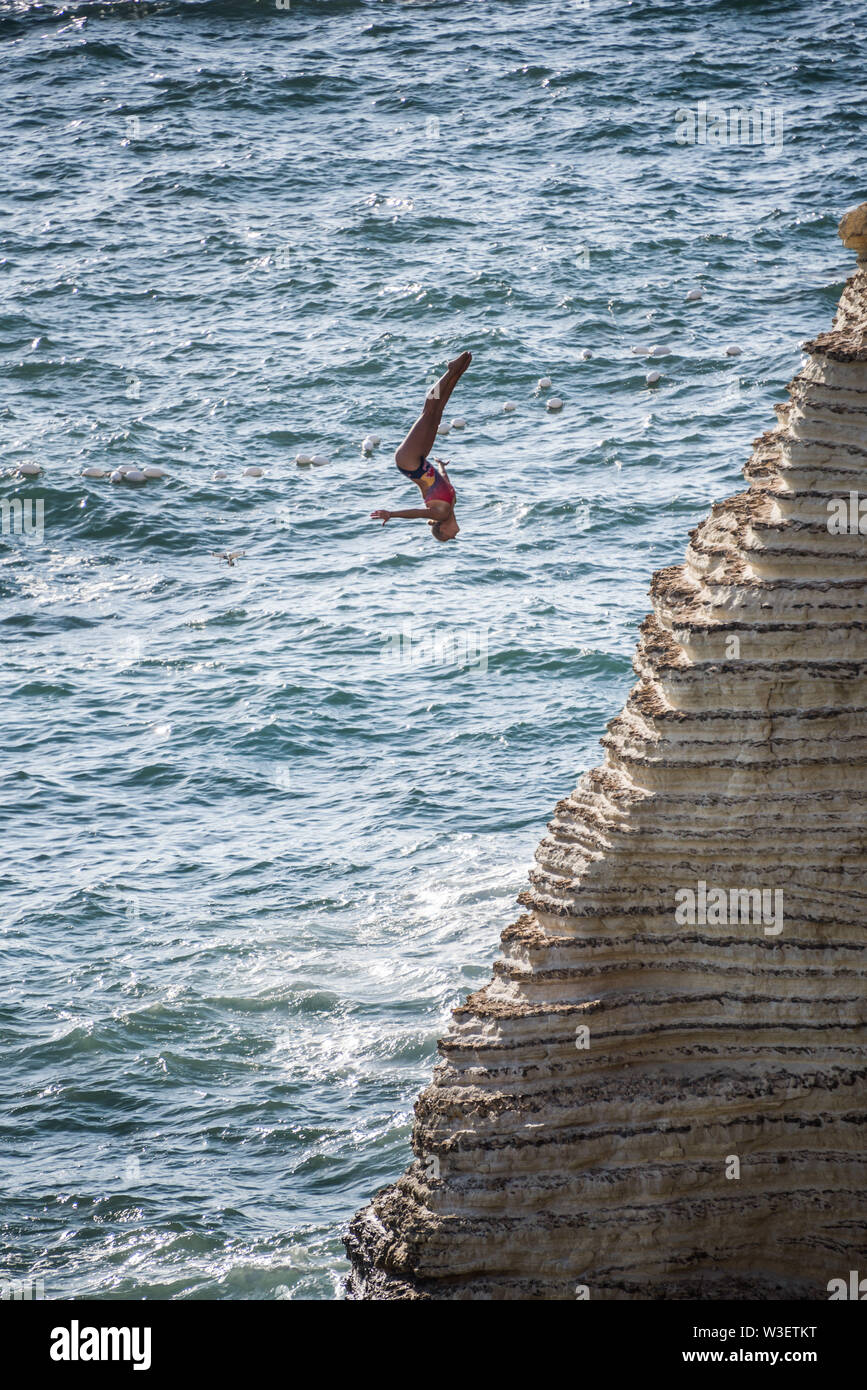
[725,345,742,357]
[451,417,466,429]
[361,436,376,454]
[503,401,516,413]
[546,397,564,411]
[243,466,263,477]
[438,424,451,436]
[109,468,125,484]
[17,462,41,477]
[312,454,329,466]
[124,468,146,484]
[212,470,228,480]
[686,288,703,302]
[295,454,314,465]
[579,349,593,360]
[143,466,166,479]
[649,345,667,357]
[82,467,107,479]
[369,435,381,446]
[646,371,662,385]
[630,347,646,356]
[538,376,552,390]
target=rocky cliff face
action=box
[345,204,867,1300]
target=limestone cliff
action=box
[345,204,867,1300]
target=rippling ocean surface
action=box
[1,0,864,1300]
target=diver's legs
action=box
[395,351,471,471]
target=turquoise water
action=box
[1,0,863,1300]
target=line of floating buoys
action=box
[80,463,168,484]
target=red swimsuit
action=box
[401,457,456,507]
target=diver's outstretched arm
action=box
[371,507,432,524]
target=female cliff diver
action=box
[370,350,471,542]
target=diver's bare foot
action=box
[447,350,472,379]
[427,350,472,407]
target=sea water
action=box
[0,0,863,1299]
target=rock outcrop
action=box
[345,205,867,1300]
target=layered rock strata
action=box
[345,206,867,1300]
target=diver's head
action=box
[430,514,460,542]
